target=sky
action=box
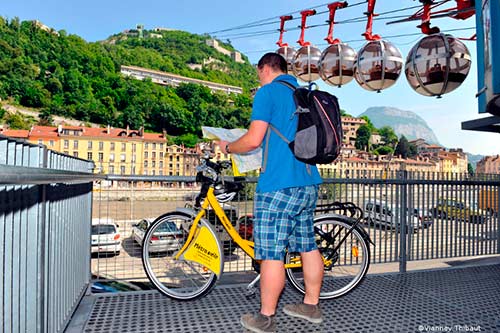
[3,0,498,156]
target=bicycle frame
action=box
[172,186,354,272]
[174,186,255,261]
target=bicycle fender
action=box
[315,213,374,246]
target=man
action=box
[216,52,324,333]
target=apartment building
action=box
[437,150,468,175]
[0,125,190,176]
[476,155,500,174]
[341,117,366,146]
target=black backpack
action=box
[264,81,343,168]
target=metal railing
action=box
[0,135,99,333]
[91,171,500,288]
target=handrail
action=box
[0,164,105,185]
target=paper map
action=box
[202,126,262,173]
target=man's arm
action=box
[216,120,268,154]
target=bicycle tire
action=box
[142,212,221,300]
[285,215,370,300]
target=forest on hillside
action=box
[0,18,258,145]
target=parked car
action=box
[431,199,487,223]
[91,218,121,255]
[237,214,254,241]
[363,200,421,232]
[132,218,184,253]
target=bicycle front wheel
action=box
[142,212,221,300]
[285,216,370,299]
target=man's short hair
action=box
[257,53,288,73]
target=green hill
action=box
[0,18,258,144]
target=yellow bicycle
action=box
[142,148,372,300]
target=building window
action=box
[99,142,104,151]
[38,139,43,145]
[64,140,69,149]
[152,152,156,159]
[153,143,157,150]
[145,143,149,150]
[144,161,148,168]
[159,161,163,168]
[152,170,156,175]
[159,152,163,159]
[98,153,104,162]
[121,143,126,151]
[152,161,156,168]
[159,170,163,176]
[169,163,173,169]
[88,141,92,149]
[120,166,126,174]
[176,156,180,161]
[73,140,78,149]
[109,165,114,174]
[169,156,173,161]
[49,140,54,147]
[109,153,114,162]
[87,152,93,160]
[144,151,148,159]
[73,152,79,157]
[120,154,126,162]
[110,142,115,151]
[160,143,164,150]
[131,166,136,174]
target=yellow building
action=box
[1,125,178,176]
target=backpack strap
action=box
[262,81,295,173]
[261,80,310,175]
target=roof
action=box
[1,129,30,138]
[11,125,166,141]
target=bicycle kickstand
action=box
[245,274,261,299]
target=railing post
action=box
[497,185,500,255]
[38,145,48,333]
[399,169,408,273]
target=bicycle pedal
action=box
[244,289,257,299]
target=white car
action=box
[363,200,421,232]
[91,218,121,255]
[132,218,184,253]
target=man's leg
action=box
[300,249,324,305]
[260,259,285,315]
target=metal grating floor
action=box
[75,264,500,333]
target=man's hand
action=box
[215,140,230,154]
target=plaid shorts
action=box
[253,185,318,260]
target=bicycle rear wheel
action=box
[142,212,221,300]
[285,216,370,299]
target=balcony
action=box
[1,134,500,333]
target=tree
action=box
[373,145,394,156]
[378,126,398,147]
[394,135,410,158]
[468,162,474,176]
[355,124,372,151]
[359,115,376,132]
[171,133,199,148]
[408,143,418,158]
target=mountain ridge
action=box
[359,106,441,145]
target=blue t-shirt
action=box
[251,74,323,193]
